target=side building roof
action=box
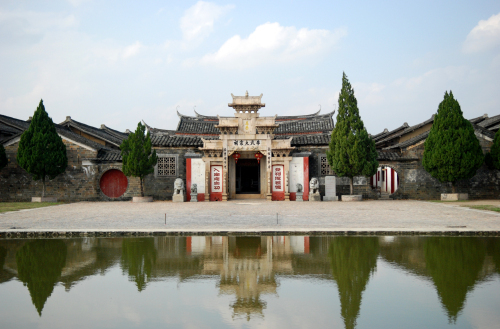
[1,114,121,162]
[59,116,128,147]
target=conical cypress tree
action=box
[17,100,68,197]
[486,130,500,170]
[327,72,378,195]
[422,92,483,193]
[120,122,157,197]
[0,144,7,170]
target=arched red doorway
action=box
[100,169,128,198]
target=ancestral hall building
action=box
[1,92,499,201]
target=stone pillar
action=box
[204,158,210,201]
[222,142,228,201]
[284,158,290,201]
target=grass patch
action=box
[465,205,500,213]
[0,202,61,213]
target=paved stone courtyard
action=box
[1,200,500,235]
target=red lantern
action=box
[254,152,263,163]
[232,152,241,163]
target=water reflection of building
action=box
[1,236,500,326]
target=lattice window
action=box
[320,155,334,176]
[157,156,176,177]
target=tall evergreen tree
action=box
[327,72,378,195]
[486,130,500,170]
[422,92,483,193]
[120,122,158,197]
[0,144,7,170]
[17,100,68,197]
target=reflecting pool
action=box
[1,236,500,328]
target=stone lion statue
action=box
[173,178,185,195]
[309,177,319,194]
[296,183,303,193]
[190,183,197,194]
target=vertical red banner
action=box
[272,165,285,201]
[303,157,309,201]
[210,165,223,201]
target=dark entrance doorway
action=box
[236,159,260,194]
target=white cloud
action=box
[122,41,143,59]
[200,22,346,69]
[463,12,500,53]
[180,1,234,41]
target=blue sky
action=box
[1,0,500,134]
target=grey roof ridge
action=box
[469,113,489,124]
[186,108,331,120]
[0,113,30,130]
[59,117,122,147]
[375,115,435,145]
[0,121,108,152]
[383,121,494,151]
[478,114,500,128]
[373,122,410,142]
[101,125,129,139]
[383,130,430,150]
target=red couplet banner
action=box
[210,165,223,201]
[272,165,285,201]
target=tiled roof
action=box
[384,131,430,150]
[151,134,214,147]
[192,109,324,121]
[0,122,22,135]
[0,114,30,131]
[478,114,500,130]
[469,114,489,124]
[376,116,434,146]
[60,117,127,147]
[177,116,219,134]
[274,113,334,134]
[96,150,122,161]
[173,110,335,135]
[276,133,331,146]
[0,114,112,152]
[384,123,494,151]
[472,123,495,139]
[377,150,418,161]
[372,123,409,142]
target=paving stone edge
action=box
[0,230,499,239]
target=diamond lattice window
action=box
[157,156,176,176]
[320,155,334,176]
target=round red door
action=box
[100,169,128,198]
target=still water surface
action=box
[0,236,499,329]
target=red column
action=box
[186,158,192,201]
[391,168,395,194]
[303,157,309,201]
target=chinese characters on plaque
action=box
[211,165,222,192]
[273,165,284,192]
[232,140,261,147]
